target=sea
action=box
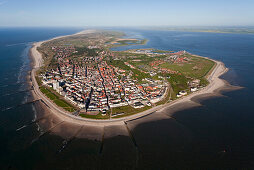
[0,27,254,169]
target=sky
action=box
[0,0,253,27]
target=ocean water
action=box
[0,27,254,169]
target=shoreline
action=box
[29,29,235,126]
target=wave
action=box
[0,85,8,88]
[16,125,27,131]
[16,45,31,84]
[6,41,34,47]
[1,106,15,112]
[0,82,26,88]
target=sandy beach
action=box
[29,29,236,131]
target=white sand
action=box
[31,41,44,68]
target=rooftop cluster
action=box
[40,45,168,116]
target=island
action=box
[30,30,228,124]
[146,26,254,34]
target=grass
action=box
[200,77,209,86]
[132,69,151,82]
[46,92,58,100]
[152,75,163,80]
[79,113,110,119]
[108,59,131,71]
[54,99,71,108]
[158,55,215,96]
[40,86,50,94]
[40,86,59,100]
[64,107,76,112]
[107,59,151,82]
[39,86,76,112]
[152,49,173,53]
[112,105,152,118]
[160,55,215,79]
[161,73,189,95]
[71,47,99,57]
[35,76,42,86]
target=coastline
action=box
[30,29,97,69]
[29,30,235,127]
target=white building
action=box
[191,87,198,92]
[53,81,59,90]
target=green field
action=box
[35,76,42,86]
[54,99,71,108]
[79,113,110,119]
[108,59,131,71]
[166,74,189,98]
[107,59,151,82]
[160,55,215,79]
[152,49,173,53]
[39,86,76,112]
[156,55,215,96]
[112,105,152,118]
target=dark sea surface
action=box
[1,27,254,169]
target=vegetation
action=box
[35,75,42,86]
[108,59,130,71]
[80,113,110,119]
[167,73,188,97]
[152,49,173,53]
[72,47,99,57]
[39,86,76,112]
[200,77,209,86]
[112,105,152,118]
[107,58,151,82]
[132,69,151,82]
[160,55,215,79]
[35,29,217,119]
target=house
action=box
[179,90,187,96]
[191,87,198,92]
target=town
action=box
[39,45,168,117]
[36,31,214,118]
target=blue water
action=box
[0,27,254,169]
[112,29,254,169]
[0,27,83,169]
